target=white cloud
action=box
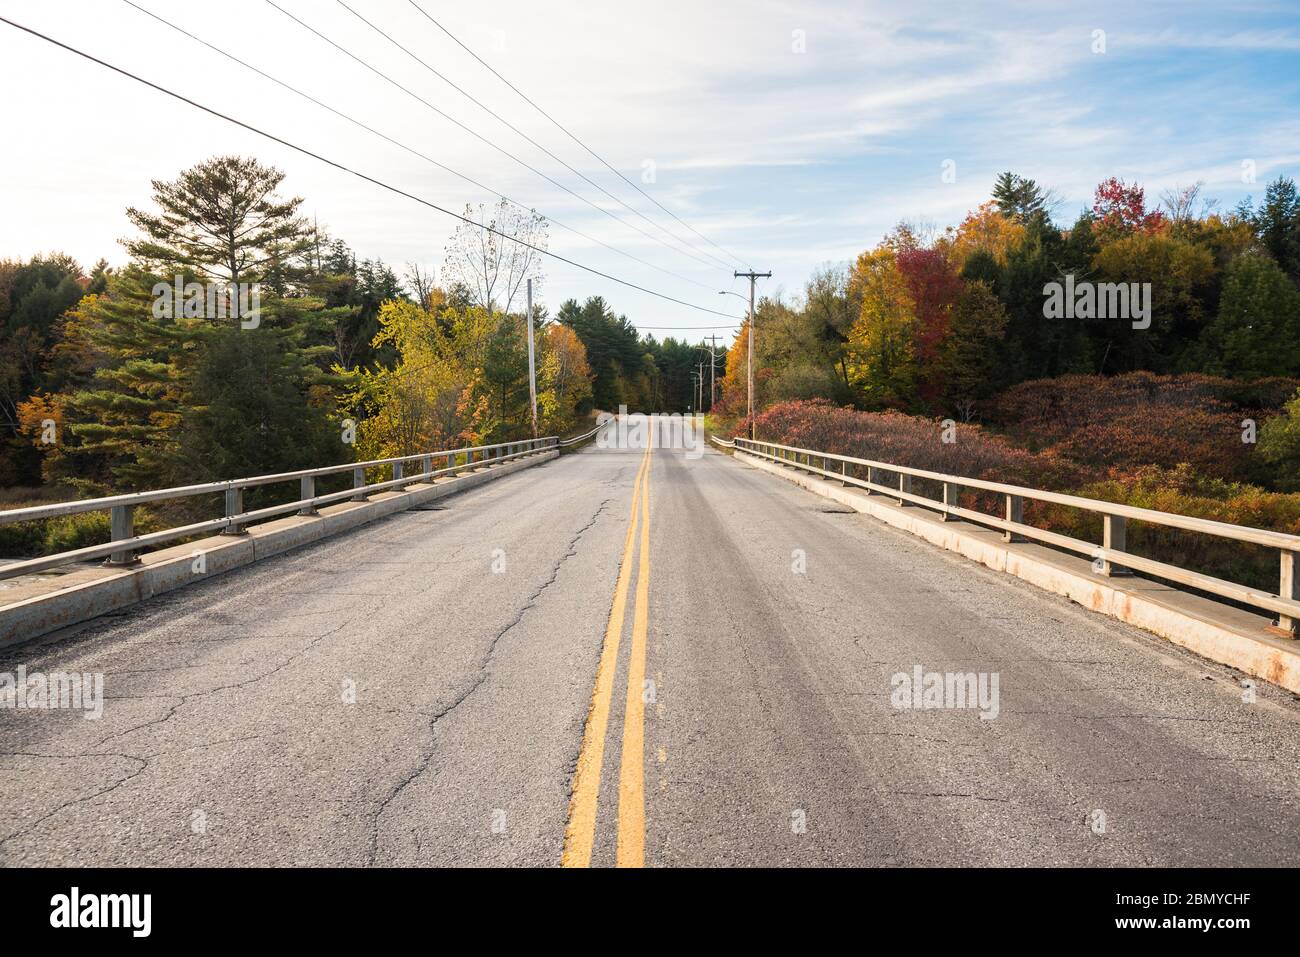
[0,0,1294,334]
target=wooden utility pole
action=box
[708,334,721,410]
[526,278,538,438]
[734,270,771,439]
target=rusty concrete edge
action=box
[732,449,1300,695]
[0,450,559,647]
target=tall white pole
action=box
[526,278,538,438]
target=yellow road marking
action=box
[616,441,653,867]
[561,442,650,867]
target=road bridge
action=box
[1,433,1298,866]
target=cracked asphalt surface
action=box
[2,442,1299,866]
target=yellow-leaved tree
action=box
[537,323,593,435]
[845,246,918,409]
[344,299,480,461]
[949,201,1026,268]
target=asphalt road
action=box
[2,439,1299,867]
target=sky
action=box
[1,0,1298,342]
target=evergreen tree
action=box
[1253,176,1300,283]
[1203,252,1300,378]
[558,296,645,410]
[50,157,346,492]
[991,172,1051,224]
[124,155,312,286]
[940,280,1009,416]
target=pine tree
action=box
[50,157,346,493]
[991,172,1050,224]
[940,280,1008,417]
[1253,176,1300,283]
[1203,251,1300,378]
[124,155,312,286]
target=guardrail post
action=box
[298,475,318,516]
[1004,494,1024,543]
[223,487,247,535]
[942,482,958,520]
[423,456,433,479]
[897,473,912,506]
[393,461,404,485]
[352,467,368,502]
[447,452,455,472]
[1279,549,1298,637]
[1102,515,1131,576]
[866,466,877,494]
[107,504,137,565]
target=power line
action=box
[264,1,725,277]
[118,0,715,294]
[631,323,738,330]
[406,0,752,272]
[333,0,735,274]
[0,15,743,321]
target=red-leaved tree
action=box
[894,247,963,408]
[1092,177,1167,237]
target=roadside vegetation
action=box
[708,172,1300,592]
[5,158,1300,580]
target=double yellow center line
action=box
[563,441,653,868]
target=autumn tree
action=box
[1091,232,1216,372]
[538,323,593,431]
[0,254,86,484]
[949,202,1025,268]
[1091,177,1167,240]
[895,247,962,407]
[845,247,918,408]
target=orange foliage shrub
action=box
[740,398,1083,490]
[986,372,1298,482]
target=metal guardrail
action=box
[718,435,1300,634]
[0,436,559,580]
[557,422,605,447]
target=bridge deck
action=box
[2,444,1298,866]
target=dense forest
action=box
[0,155,727,554]
[717,172,1300,421]
[4,155,1300,573]
[710,170,1300,591]
[0,156,722,493]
